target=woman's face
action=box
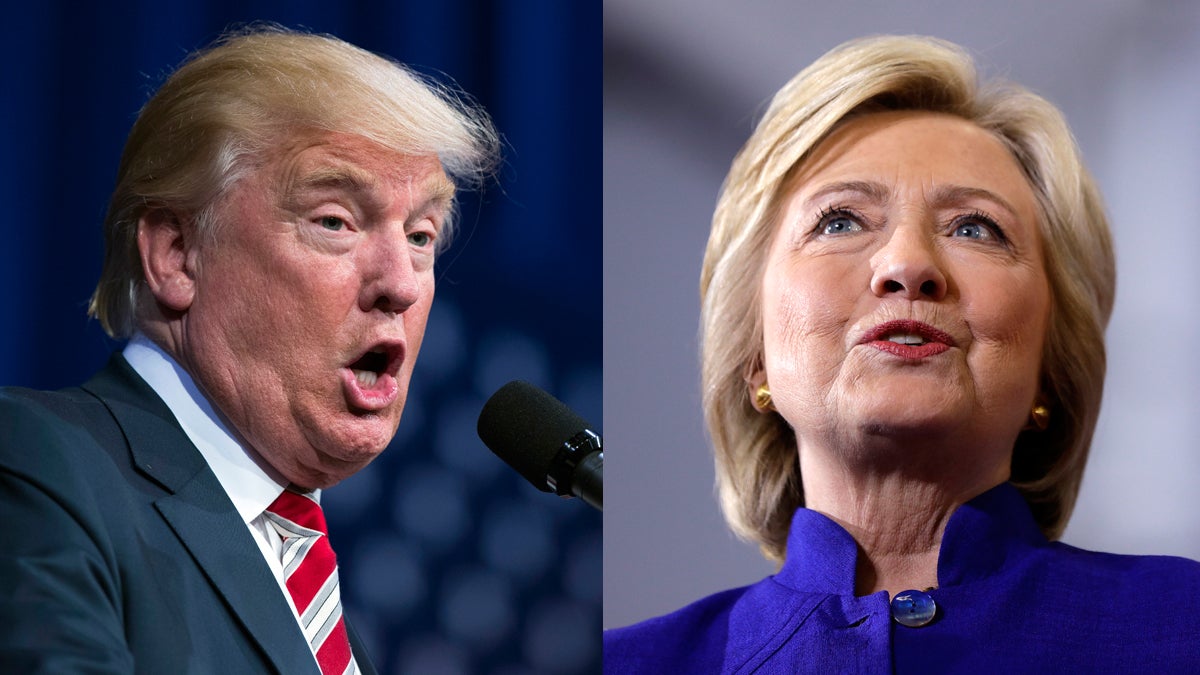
[759,111,1050,463]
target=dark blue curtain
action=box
[0,2,601,673]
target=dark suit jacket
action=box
[0,355,377,674]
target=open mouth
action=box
[346,340,404,389]
[884,333,929,346]
[859,319,955,359]
[349,349,389,388]
[861,319,955,347]
[341,341,405,411]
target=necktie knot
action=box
[266,488,329,539]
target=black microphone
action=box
[477,380,603,511]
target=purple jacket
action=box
[604,483,1200,673]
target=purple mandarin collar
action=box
[774,482,1047,596]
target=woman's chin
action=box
[846,400,970,441]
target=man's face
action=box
[181,132,453,489]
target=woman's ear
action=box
[744,356,772,413]
[137,208,197,312]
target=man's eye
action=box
[408,232,433,247]
[319,216,346,231]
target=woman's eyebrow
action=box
[801,180,890,209]
[801,180,1021,219]
[927,184,1020,220]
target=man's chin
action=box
[289,448,384,490]
[328,418,399,458]
[281,409,400,484]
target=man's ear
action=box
[137,208,197,312]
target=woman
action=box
[604,36,1200,672]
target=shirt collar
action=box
[774,482,1047,595]
[123,333,292,522]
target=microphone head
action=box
[477,380,595,492]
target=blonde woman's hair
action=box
[89,25,499,338]
[700,35,1115,562]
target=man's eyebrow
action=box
[287,165,457,215]
[423,177,457,210]
[290,166,376,194]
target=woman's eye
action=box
[408,231,433,247]
[951,218,997,241]
[954,222,986,239]
[822,215,862,235]
[319,216,346,231]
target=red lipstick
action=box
[859,319,954,359]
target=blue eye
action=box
[950,212,1005,242]
[319,216,346,231]
[408,232,433,247]
[818,210,863,235]
[953,222,986,238]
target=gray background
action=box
[604,0,1200,629]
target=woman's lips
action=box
[869,341,950,359]
[859,319,955,360]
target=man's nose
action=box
[359,230,422,315]
[868,218,948,301]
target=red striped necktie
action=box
[265,488,355,675]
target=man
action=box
[0,27,497,673]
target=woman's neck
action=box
[799,443,1009,597]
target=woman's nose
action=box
[868,221,948,301]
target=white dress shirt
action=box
[124,334,356,672]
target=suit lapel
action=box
[84,356,321,675]
[155,476,321,675]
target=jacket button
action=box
[891,589,937,627]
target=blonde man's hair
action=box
[700,35,1115,562]
[89,25,499,338]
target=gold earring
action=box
[755,384,775,412]
[1029,404,1050,431]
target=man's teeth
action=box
[886,333,928,345]
[353,369,379,387]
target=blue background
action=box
[0,2,601,673]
